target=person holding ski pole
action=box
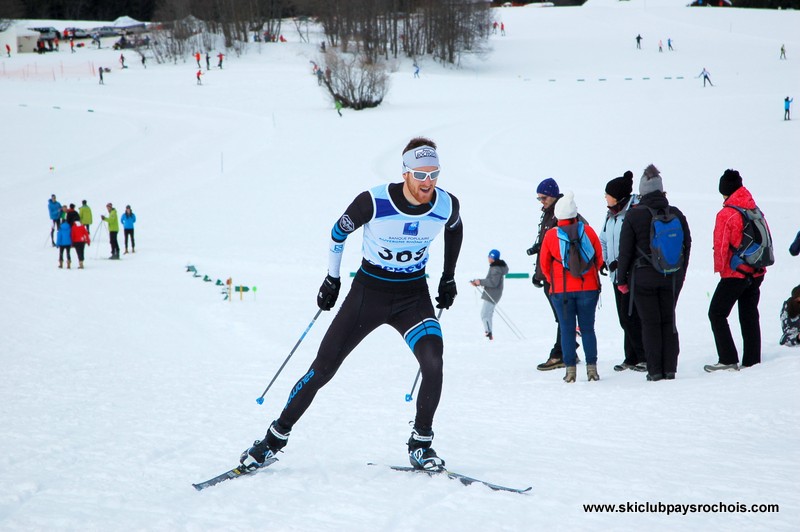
[241,137,463,472]
[470,249,508,340]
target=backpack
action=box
[726,205,774,272]
[557,222,595,279]
[638,206,684,274]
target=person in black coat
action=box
[616,164,692,381]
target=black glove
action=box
[599,264,609,276]
[317,275,341,311]
[435,275,457,309]
[609,260,618,272]
[532,277,544,288]
[526,243,541,256]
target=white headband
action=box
[402,145,439,171]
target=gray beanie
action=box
[639,164,663,196]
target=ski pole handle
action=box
[256,308,323,405]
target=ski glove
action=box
[599,264,609,276]
[317,274,341,311]
[531,276,544,288]
[435,275,457,309]
[617,284,629,295]
[608,260,618,272]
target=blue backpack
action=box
[557,222,595,279]
[638,206,684,274]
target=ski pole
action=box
[256,308,323,405]
[404,307,444,402]
[93,220,106,258]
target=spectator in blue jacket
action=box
[48,194,62,247]
[56,221,73,268]
[600,171,646,372]
[790,230,800,256]
[121,205,137,254]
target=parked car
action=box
[29,27,61,40]
[91,26,119,38]
[63,27,90,39]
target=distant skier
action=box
[119,53,126,69]
[501,22,506,36]
[335,99,343,117]
[635,34,642,49]
[780,44,786,60]
[492,21,498,34]
[5,43,10,57]
[48,194,62,246]
[786,97,793,120]
[316,68,323,85]
[70,39,75,53]
[470,249,508,341]
[196,69,203,85]
[195,51,201,68]
[217,52,224,69]
[98,68,104,85]
[698,67,713,87]
[658,40,663,53]
[668,38,674,51]
[205,52,210,70]
[413,61,420,78]
[141,54,146,68]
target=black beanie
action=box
[605,170,634,200]
[719,169,743,196]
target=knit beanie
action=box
[536,178,560,198]
[554,191,578,220]
[605,171,634,200]
[489,249,501,260]
[719,169,743,196]
[639,164,663,196]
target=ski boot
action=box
[240,420,290,470]
[408,427,445,471]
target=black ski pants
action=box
[633,278,680,377]
[109,231,119,255]
[73,242,86,262]
[124,228,135,251]
[708,276,763,367]
[613,284,645,365]
[277,281,443,432]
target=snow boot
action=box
[240,420,290,470]
[58,260,63,269]
[67,260,71,269]
[563,366,576,383]
[78,261,84,269]
[587,364,599,382]
[537,357,565,371]
[485,332,493,340]
[408,427,444,471]
[703,362,739,373]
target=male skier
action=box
[241,137,463,471]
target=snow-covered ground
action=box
[1,1,799,530]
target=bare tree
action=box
[322,49,390,110]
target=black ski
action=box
[368,463,531,494]
[193,457,278,491]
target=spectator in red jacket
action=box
[705,170,768,372]
[540,191,604,383]
[71,222,91,269]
